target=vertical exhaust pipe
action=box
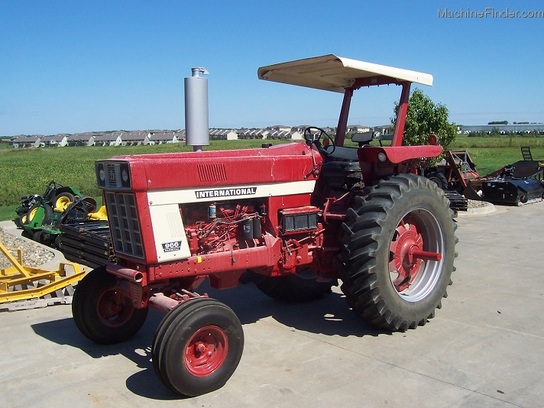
[184,67,209,152]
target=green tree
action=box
[392,89,457,151]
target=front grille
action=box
[105,192,144,259]
[106,163,118,187]
[96,161,131,189]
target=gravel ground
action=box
[467,199,489,208]
[0,227,55,269]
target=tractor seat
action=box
[324,131,377,161]
[326,146,359,161]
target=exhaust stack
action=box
[184,67,209,151]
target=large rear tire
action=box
[339,174,456,332]
[152,298,244,397]
[72,267,148,344]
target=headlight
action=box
[120,163,131,188]
[96,163,106,187]
[122,168,129,183]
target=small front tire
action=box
[152,298,244,397]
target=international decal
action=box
[195,187,257,199]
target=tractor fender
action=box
[357,145,442,164]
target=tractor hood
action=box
[257,54,433,92]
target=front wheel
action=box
[72,267,148,344]
[152,298,244,397]
[339,174,456,332]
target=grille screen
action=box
[105,192,144,259]
[197,163,228,182]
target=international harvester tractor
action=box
[72,55,457,396]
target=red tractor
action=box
[72,55,457,397]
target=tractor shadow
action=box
[205,280,383,338]
[31,281,385,400]
[31,309,179,400]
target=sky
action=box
[1,0,543,136]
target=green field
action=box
[1,135,543,222]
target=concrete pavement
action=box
[1,202,543,407]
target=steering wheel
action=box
[303,126,336,155]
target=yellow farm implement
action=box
[0,239,86,311]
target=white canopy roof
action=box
[258,54,433,93]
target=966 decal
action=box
[162,240,182,252]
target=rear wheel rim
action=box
[184,325,228,377]
[389,209,444,302]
